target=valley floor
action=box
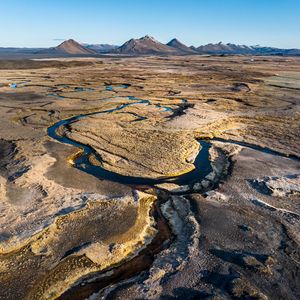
[0,55,299,299]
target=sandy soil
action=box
[0,55,299,299]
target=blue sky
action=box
[0,0,299,48]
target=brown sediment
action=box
[1,55,300,299]
[0,60,98,70]
[58,191,173,300]
[67,111,200,179]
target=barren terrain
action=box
[0,55,299,299]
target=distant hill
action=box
[196,42,254,54]
[194,42,300,56]
[166,38,197,54]
[0,47,43,58]
[39,39,97,55]
[115,35,178,55]
[189,46,199,52]
[251,46,300,56]
[83,43,119,53]
[0,47,44,53]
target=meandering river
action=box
[47,87,213,186]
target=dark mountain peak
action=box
[141,35,155,40]
[167,38,197,54]
[60,39,77,45]
[167,38,182,46]
[168,38,180,44]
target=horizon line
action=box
[0,35,299,50]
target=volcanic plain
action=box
[0,55,299,300]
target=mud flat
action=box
[0,55,299,299]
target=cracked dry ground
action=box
[0,55,299,299]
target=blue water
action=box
[74,87,95,92]
[105,86,114,91]
[105,84,130,91]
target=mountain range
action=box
[1,36,299,57]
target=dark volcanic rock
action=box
[231,83,251,92]
[166,38,197,54]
